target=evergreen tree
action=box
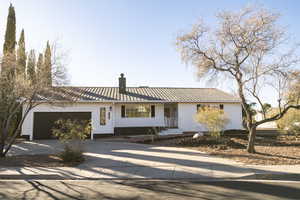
[36,53,44,79]
[44,41,52,86]
[27,50,36,83]
[16,29,26,76]
[2,3,16,75]
[3,3,16,54]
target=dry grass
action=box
[196,144,300,165]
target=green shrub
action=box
[59,145,84,163]
[52,119,91,163]
[276,109,300,135]
[52,119,91,142]
[194,107,230,139]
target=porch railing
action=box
[164,117,178,128]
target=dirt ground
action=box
[138,135,300,165]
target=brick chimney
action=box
[119,73,126,94]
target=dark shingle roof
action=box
[41,87,240,103]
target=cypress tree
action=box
[27,50,36,83]
[16,29,26,76]
[3,3,16,54]
[2,3,16,75]
[36,53,43,79]
[44,41,52,86]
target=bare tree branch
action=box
[176,5,300,153]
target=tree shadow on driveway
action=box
[2,140,300,199]
[1,179,300,200]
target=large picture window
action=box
[121,104,155,118]
[197,104,224,112]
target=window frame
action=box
[121,104,155,118]
[197,104,224,112]
[151,105,155,118]
[100,107,106,125]
[219,104,224,110]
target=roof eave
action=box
[31,100,242,104]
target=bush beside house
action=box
[194,107,230,139]
[276,109,300,135]
[52,119,91,163]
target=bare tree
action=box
[176,6,300,153]
[0,43,68,157]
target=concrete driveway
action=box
[3,140,300,180]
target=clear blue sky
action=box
[0,0,299,105]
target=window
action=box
[151,105,155,118]
[219,104,224,110]
[121,104,153,118]
[100,107,106,125]
[197,104,204,112]
[197,104,224,112]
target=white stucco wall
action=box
[22,102,165,140]
[178,103,243,132]
[21,103,114,140]
[22,102,242,140]
[224,103,243,130]
[114,103,165,127]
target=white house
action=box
[21,74,243,140]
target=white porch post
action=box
[112,102,115,135]
[91,111,94,140]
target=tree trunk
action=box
[0,140,5,158]
[0,128,7,157]
[247,127,256,153]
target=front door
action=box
[99,105,113,133]
[164,104,178,128]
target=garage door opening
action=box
[33,112,92,139]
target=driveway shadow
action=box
[3,140,300,199]
[7,140,299,180]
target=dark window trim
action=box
[197,104,202,112]
[121,105,125,118]
[151,105,155,118]
[220,104,224,110]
